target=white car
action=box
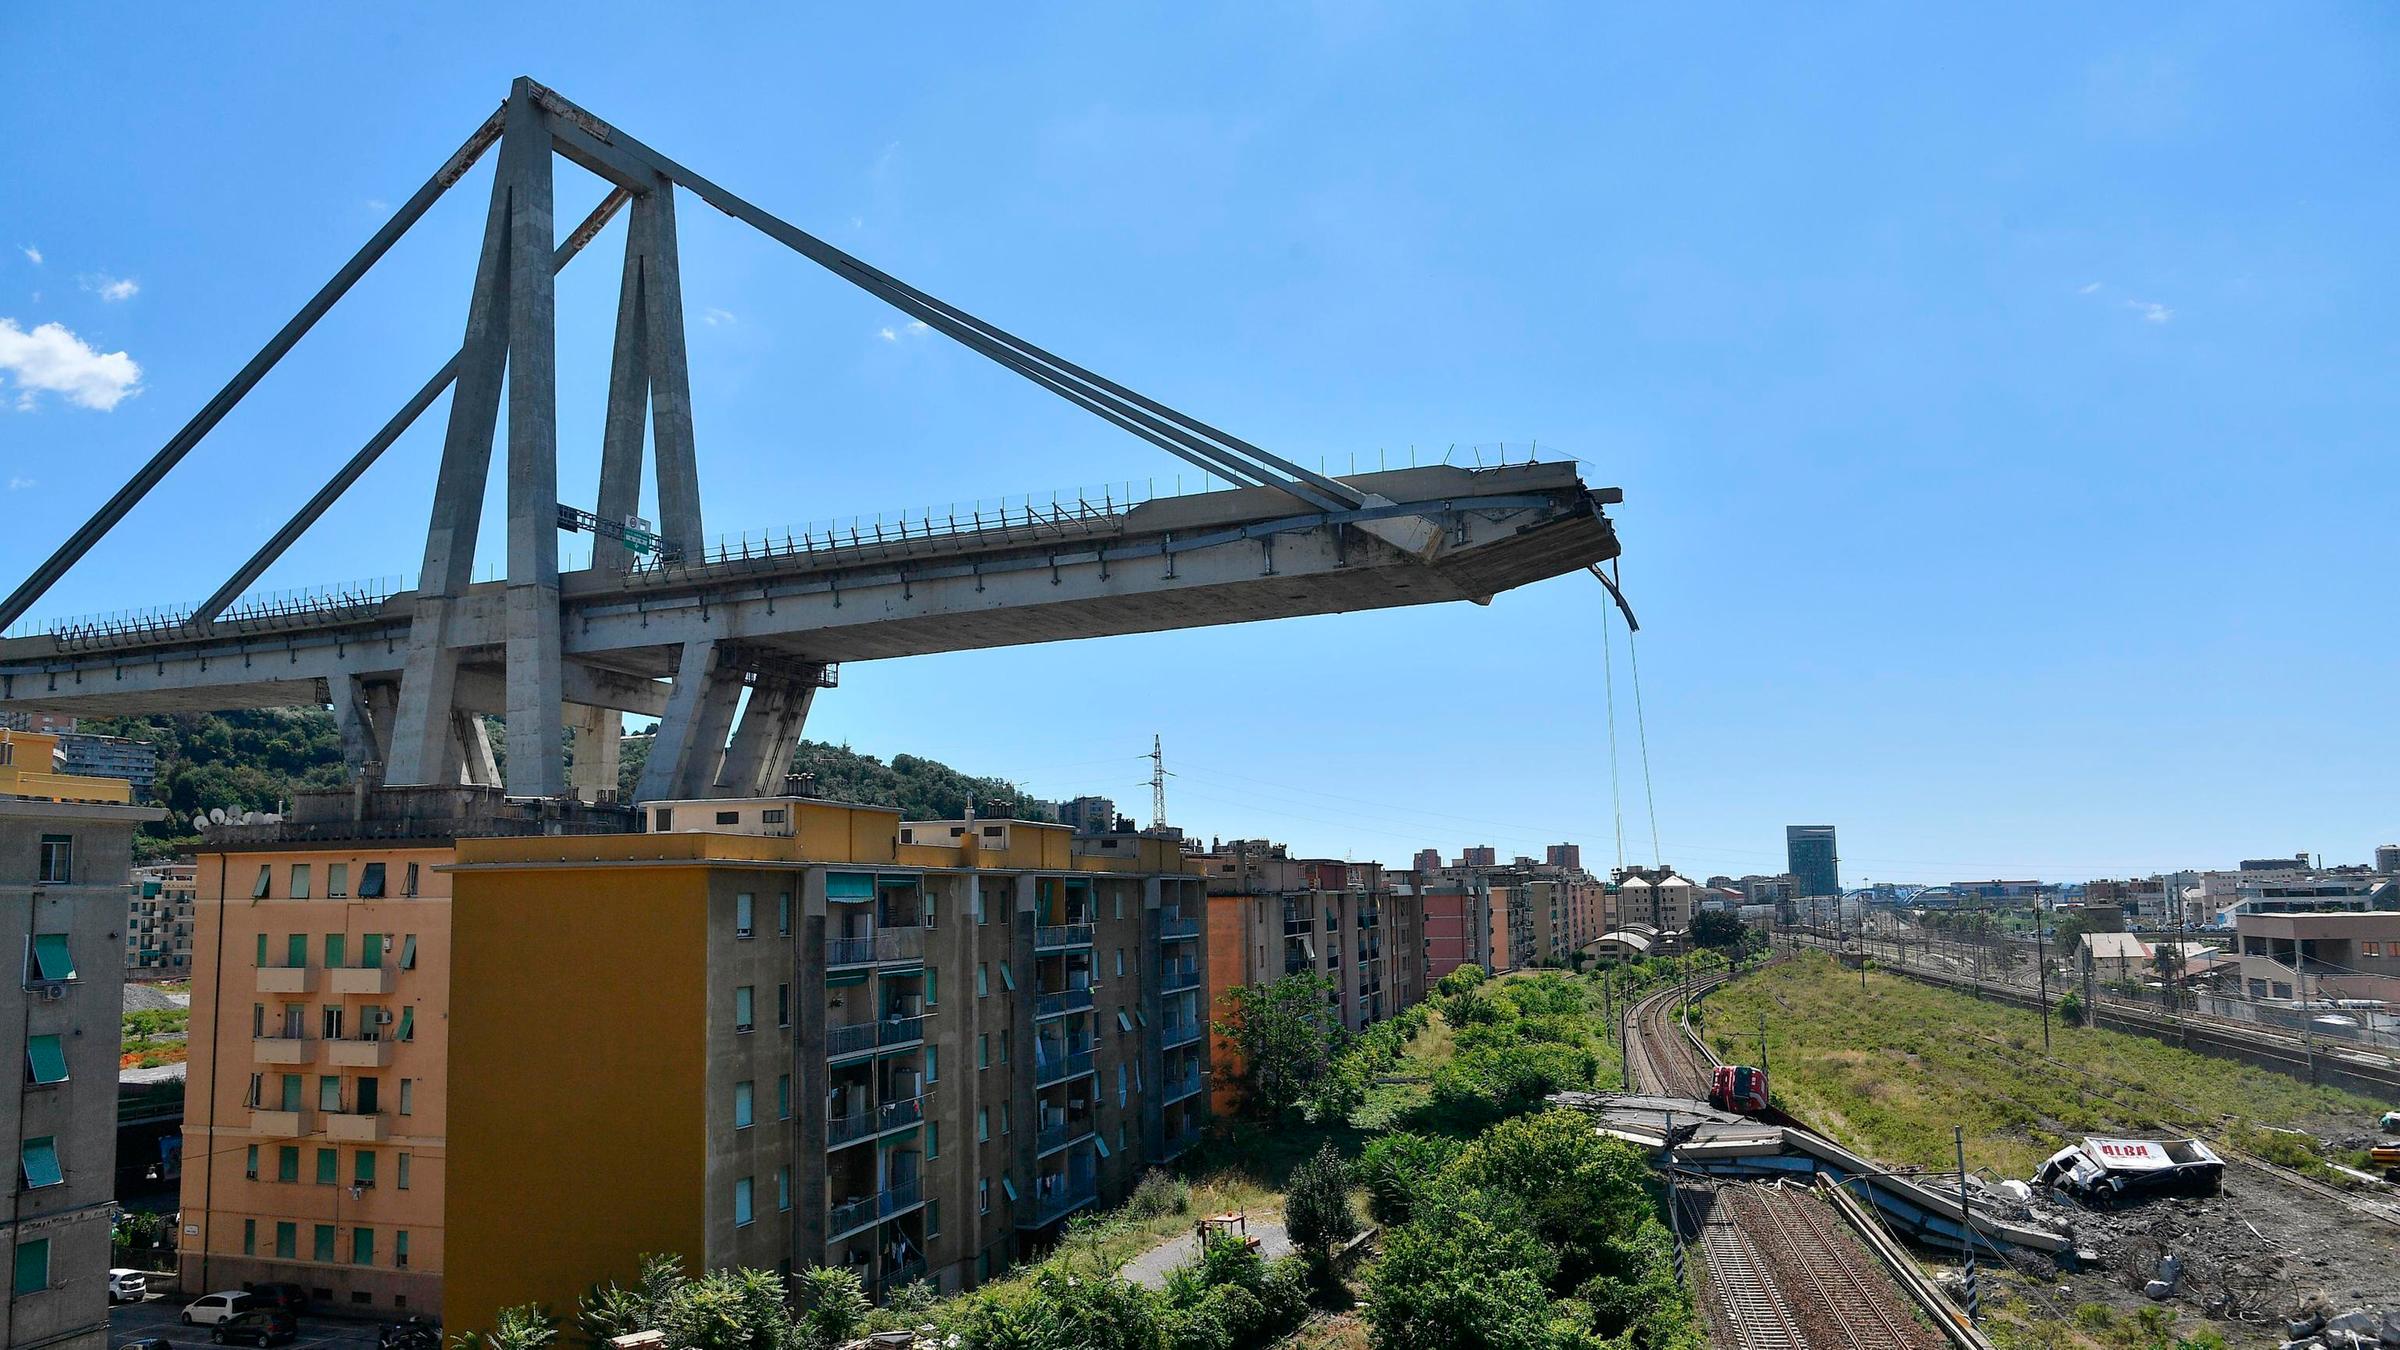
[107,1268,147,1303]
[181,1291,259,1326]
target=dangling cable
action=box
[1618,559,1663,870]
[1599,587,1626,873]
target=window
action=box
[654,808,674,832]
[12,1237,47,1295]
[734,985,755,1032]
[999,1030,1010,1064]
[353,1226,374,1265]
[396,1230,410,1269]
[999,962,1016,992]
[973,891,986,925]
[777,984,790,1028]
[325,933,347,968]
[715,810,740,826]
[289,865,311,899]
[275,1222,297,1259]
[777,1075,792,1120]
[977,1108,990,1142]
[316,1148,337,1185]
[319,1076,342,1113]
[277,1146,300,1183]
[927,1121,939,1159]
[1115,894,1125,920]
[245,1145,259,1180]
[1116,1009,1132,1033]
[399,1079,414,1116]
[20,1137,62,1189]
[2369,942,2386,959]
[925,969,938,1006]
[733,1176,754,1227]
[36,835,71,884]
[314,1224,336,1263]
[322,1006,344,1041]
[762,809,786,825]
[978,1034,989,1069]
[279,1074,303,1111]
[978,1178,990,1213]
[243,1220,257,1256]
[397,1153,412,1191]
[286,933,307,968]
[397,1007,415,1042]
[253,865,273,899]
[976,964,988,997]
[1115,949,1125,977]
[927,1200,941,1238]
[25,1035,66,1085]
[735,893,754,938]
[355,1151,376,1187]
[1001,1176,1019,1203]
[255,933,268,968]
[403,862,420,897]
[778,893,793,936]
[29,934,74,982]
[734,1081,754,1129]
[926,1046,937,1082]
[362,933,384,969]
[328,864,350,898]
[359,862,386,898]
[1118,1065,1128,1107]
[1001,1102,1012,1134]
[400,934,418,970]
[776,1166,792,1212]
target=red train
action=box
[1709,1064,1770,1114]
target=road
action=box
[111,1296,381,1350]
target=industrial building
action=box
[2235,911,2400,1004]
[0,727,162,1350]
[439,799,1208,1337]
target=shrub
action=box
[1125,1169,1192,1221]
[1356,1132,1463,1227]
[1283,1144,1360,1260]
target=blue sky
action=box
[3,5,2393,882]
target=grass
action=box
[1704,953,2385,1179]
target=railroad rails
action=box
[1626,975,1953,1349]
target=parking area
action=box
[111,1296,382,1350]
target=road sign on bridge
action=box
[0,78,1624,805]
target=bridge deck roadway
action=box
[0,462,1619,717]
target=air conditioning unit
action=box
[371,1010,394,1024]
[41,983,66,1002]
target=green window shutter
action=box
[826,872,875,900]
[255,933,268,967]
[396,1231,409,1266]
[314,1225,335,1263]
[281,1075,302,1111]
[400,935,417,970]
[243,1220,256,1256]
[324,934,347,968]
[19,1137,62,1189]
[359,863,386,898]
[352,1226,374,1265]
[362,934,384,969]
[925,969,937,1005]
[29,934,73,981]
[1001,1176,1018,1202]
[355,1150,376,1185]
[316,1148,336,1185]
[12,1237,47,1295]
[777,1075,791,1119]
[286,934,307,967]
[397,1006,414,1042]
[999,961,1015,991]
[275,1223,297,1259]
[319,1076,341,1112]
[25,1035,67,1085]
[396,1153,411,1190]
[278,1147,299,1182]
[245,1145,259,1179]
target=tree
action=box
[2057,991,2086,1027]
[1448,1112,1657,1288]
[1282,1144,1359,1266]
[1365,1187,1559,1350]
[455,1304,560,1350]
[1355,1132,1465,1227]
[1688,910,1747,952]
[1212,972,1348,1119]
[790,1268,871,1347]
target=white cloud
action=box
[19,246,40,266]
[702,307,736,327]
[2078,281,2102,295]
[84,275,139,302]
[877,326,897,341]
[2126,299,2173,323]
[876,319,930,343]
[905,320,928,335]
[0,319,143,410]
[6,476,32,490]
[366,198,390,213]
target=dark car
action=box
[117,1338,174,1350]
[210,1310,297,1347]
[245,1284,308,1313]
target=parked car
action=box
[210,1310,298,1347]
[108,1268,149,1303]
[245,1283,308,1313]
[117,1338,173,1350]
[181,1292,259,1326]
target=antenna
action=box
[1148,734,1171,830]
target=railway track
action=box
[1679,1183,1808,1349]
[1730,1184,1944,1350]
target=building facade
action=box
[441,799,1208,1338]
[2235,912,2400,1003]
[1409,871,1491,985]
[53,734,157,799]
[1785,826,1839,900]
[0,728,160,1350]
[127,863,196,978]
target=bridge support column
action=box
[594,181,702,574]
[714,676,814,798]
[454,711,501,787]
[566,703,622,802]
[634,640,732,805]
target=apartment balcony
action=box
[251,1035,315,1066]
[829,1179,925,1242]
[323,1037,394,1069]
[255,964,314,995]
[1035,923,1094,952]
[1157,916,1200,941]
[328,966,396,996]
[1161,1021,1203,1050]
[1019,1175,1100,1228]
[878,1015,925,1050]
[826,1022,880,1059]
[1034,988,1094,1020]
[825,936,877,969]
[1035,1048,1096,1088]
[827,1093,929,1151]
[249,1108,311,1137]
[1036,1117,1095,1157]
[1158,959,1200,993]
[324,1110,386,1143]
[1160,1126,1203,1160]
[1283,957,1310,977]
[883,1255,928,1291]
[875,928,924,966]
[1161,1069,1203,1105]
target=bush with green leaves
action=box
[1355,1131,1465,1227]
[1214,971,1351,1119]
[1124,1168,1193,1221]
[1282,1144,1360,1261]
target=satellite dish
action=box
[239,811,257,825]
[192,813,209,831]
[207,808,226,825]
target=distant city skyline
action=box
[5,6,2392,881]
